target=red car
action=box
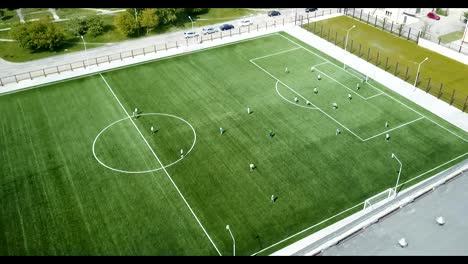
[427,12,440,20]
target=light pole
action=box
[226,225,235,256]
[391,153,402,195]
[188,15,194,31]
[414,57,428,87]
[80,35,88,69]
[343,25,356,69]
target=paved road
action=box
[0,8,330,78]
[408,8,468,38]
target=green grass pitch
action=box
[1,32,467,256]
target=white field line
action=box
[276,33,468,143]
[15,197,28,254]
[252,150,468,256]
[275,81,317,110]
[362,117,425,142]
[365,92,384,99]
[99,73,222,256]
[251,202,365,256]
[249,59,365,141]
[310,61,329,69]
[250,47,302,61]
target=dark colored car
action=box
[305,8,318,13]
[268,10,281,17]
[220,24,234,31]
[427,12,440,20]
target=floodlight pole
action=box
[80,35,88,69]
[188,16,194,31]
[391,153,402,195]
[414,57,428,87]
[343,25,356,69]
[226,225,236,256]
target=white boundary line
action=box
[275,81,317,110]
[361,116,425,142]
[275,32,468,143]
[92,113,197,174]
[250,47,302,61]
[99,73,222,256]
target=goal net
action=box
[363,188,396,210]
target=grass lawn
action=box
[1,32,467,256]
[302,16,468,110]
[438,31,464,43]
[0,9,20,29]
[55,8,98,20]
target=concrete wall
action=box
[418,38,468,65]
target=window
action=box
[385,11,392,16]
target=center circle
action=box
[92,113,197,174]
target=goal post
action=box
[363,188,396,210]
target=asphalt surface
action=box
[0,8,328,78]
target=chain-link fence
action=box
[0,8,340,88]
[344,8,468,55]
[302,17,468,112]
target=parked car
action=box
[267,10,281,17]
[464,18,467,23]
[220,24,235,31]
[202,27,219,35]
[305,8,318,13]
[427,12,440,20]
[183,31,199,38]
[238,19,253,27]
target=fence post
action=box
[57,66,60,74]
[399,25,403,37]
[463,96,468,112]
[320,25,323,37]
[359,9,362,20]
[165,43,168,50]
[342,36,346,48]
[131,50,134,58]
[314,22,316,33]
[438,84,443,98]
[426,78,431,92]
[327,28,331,41]
[71,63,74,71]
[29,72,32,80]
[382,18,386,30]
[358,43,362,57]
[394,61,399,75]
[14,75,18,83]
[353,8,355,17]
[367,13,370,24]
[367,48,370,61]
[107,55,110,63]
[385,57,389,70]
[391,21,394,33]
[405,66,409,81]
[376,51,380,65]
[374,16,377,26]
[450,89,456,105]
[334,31,338,45]
[43,69,47,77]
[0,78,3,86]
[459,45,463,53]
[407,27,411,40]
[417,30,421,42]
[120,52,122,61]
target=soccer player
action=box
[294,97,299,103]
[271,194,276,203]
[180,148,184,158]
[386,133,390,141]
[333,102,338,109]
[314,87,318,94]
[306,100,311,105]
[269,130,274,139]
[356,83,360,90]
[247,107,251,114]
[311,66,315,72]
[220,127,224,135]
[250,163,255,171]
[348,93,352,100]
[318,74,321,80]
[285,67,289,73]
[336,128,341,136]
[385,122,389,128]
[151,126,155,133]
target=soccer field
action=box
[1,32,467,256]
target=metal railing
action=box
[0,9,340,87]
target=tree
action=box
[0,8,5,17]
[68,17,88,36]
[115,12,137,36]
[10,20,64,51]
[464,11,468,20]
[87,16,104,37]
[187,8,210,15]
[156,8,178,25]
[140,9,159,35]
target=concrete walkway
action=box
[16,9,25,23]
[48,8,60,20]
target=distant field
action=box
[1,32,467,256]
